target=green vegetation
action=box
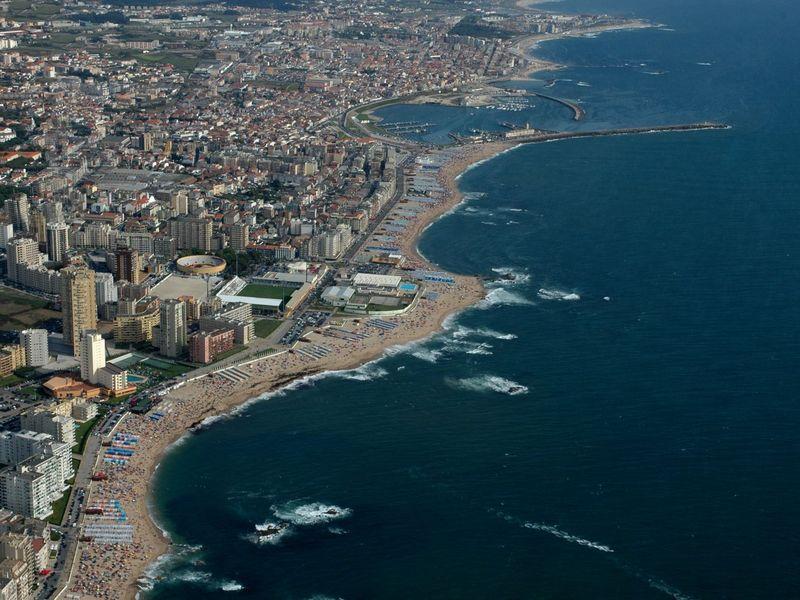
[254,318,282,338]
[73,417,99,454]
[212,345,246,363]
[449,16,514,40]
[134,51,199,73]
[48,488,70,525]
[0,287,58,331]
[72,458,81,473]
[0,375,22,388]
[239,284,293,303]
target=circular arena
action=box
[176,255,227,275]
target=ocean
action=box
[145,0,800,598]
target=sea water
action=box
[146,0,800,597]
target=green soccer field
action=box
[238,284,293,302]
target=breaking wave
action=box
[272,501,353,526]
[329,363,389,381]
[477,288,535,308]
[537,288,581,301]
[411,348,444,363]
[522,522,613,552]
[452,325,517,341]
[446,375,529,396]
[490,266,531,285]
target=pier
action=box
[505,122,729,144]
[529,92,586,121]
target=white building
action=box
[96,363,128,392]
[45,222,69,263]
[0,431,73,520]
[5,238,40,283]
[79,330,106,384]
[20,409,75,447]
[94,272,118,307]
[0,224,12,250]
[18,329,48,367]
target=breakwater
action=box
[529,92,586,121]
[506,122,729,144]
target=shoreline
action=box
[71,14,657,599]
[69,143,514,600]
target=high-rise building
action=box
[5,194,29,234]
[45,222,69,263]
[20,409,75,447]
[60,264,97,355]
[79,330,105,384]
[159,299,187,358]
[114,247,143,284]
[169,217,213,252]
[94,272,118,308]
[139,132,153,152]
[42,201,63,224]
[0,223,12,249]
[5,238,40,282]
[28,209,46,245]
[230,223,249,252]
[18,329,48,367]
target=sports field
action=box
[238,284,293,302]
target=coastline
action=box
[69,143,514,600]
[73,13,656,598]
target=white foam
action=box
[272,502,353,526]
[696,61,712,66]
[447,375,529,396]
[477,288,535,309]
[329,363,388,381]
[453,326,518,341]
[490,267,531,286]
[577,81,592,87]
[537,288,581,301]
[220,580,245,592]
[522,522,613,552]
[411,348,444,363]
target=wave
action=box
[329,363,388,381]
[221,580,245,592]
[139,544,203,591]
[523,522,613,552]
[446,375,529,396]
[272,501,353,526]
[477,288,535,309]
[537,288,580,301]
[490,266,531,285]
[452,325,517,341]
[576,81,591,87]
[411,348,444,363]
[696,61,712,66]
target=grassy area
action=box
[0,287,58,331]
[135,51,199,73]
[0,375,22,388]
[254,318,282,338]
[138,357,193,378]
[48,488,71,526]
[72,417,99,454]
[212,345,246,363]
[72,457,81,473]
[239,284,293,301]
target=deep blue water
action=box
[147,1,800,598]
